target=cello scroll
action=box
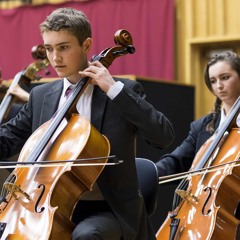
[91,29,135,68]
[0,45,50,124]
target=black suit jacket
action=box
[0,77,174,240]
[156,113,221,177]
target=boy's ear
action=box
[84,37,92,52]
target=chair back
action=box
[135,158,159,216]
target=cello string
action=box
[3,164,25,187]
[1,173,18,201]
[172,178,189,209]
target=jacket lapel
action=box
[40,81,63,124]
[40,83,107,131]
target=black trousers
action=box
[72,200,122,240]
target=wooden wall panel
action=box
[175,0,240,118]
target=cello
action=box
[0,29,135,239]
[0,45,50,124]
[156,96,240,240]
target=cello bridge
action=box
[176,189,198,203]
[3,183,31,200]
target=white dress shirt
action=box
[58,78,124,118]
[219,107,240,128]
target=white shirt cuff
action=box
[107,81,124,100]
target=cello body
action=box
[157,97,240,240]
[0,115,110,239]
[157,128,240,239]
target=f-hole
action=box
[35,184,45,213]
[202,187,212,215]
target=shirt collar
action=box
[219,107,226,128]
[219,106,240,128]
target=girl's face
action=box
[209,61,240,111]
[43,30,92,84]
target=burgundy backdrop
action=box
[0,0,174,81]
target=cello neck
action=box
[0,71,25,124]
[0,94,13,124]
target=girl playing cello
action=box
[156,50,240,239]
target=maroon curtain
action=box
[0,0,174,81]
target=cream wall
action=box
[175,0,240,119]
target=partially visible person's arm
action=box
[7,84,30,102]
[156,117,208,177]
